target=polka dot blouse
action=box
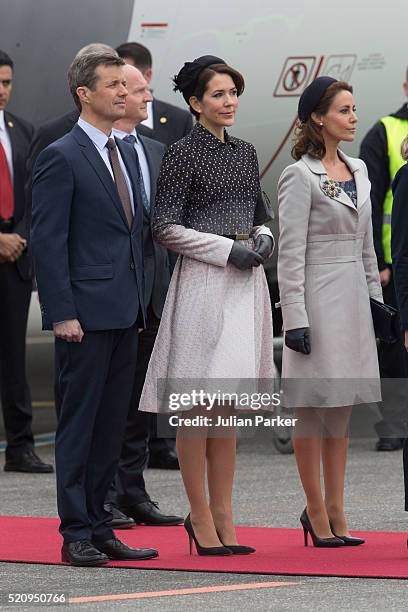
[152,122,269,239]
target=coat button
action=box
[130,262,135,270]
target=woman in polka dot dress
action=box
[139,56,276,555]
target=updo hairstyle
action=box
[292,81,353,160]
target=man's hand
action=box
[380,268,391,287]
[53,319,84,343]
[405,330,408,352]
[0,233,26,262]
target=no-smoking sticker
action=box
[274,57,316,97]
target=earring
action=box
[319,122,323,127]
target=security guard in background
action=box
[360,66,408,451]
[0,49,53,472]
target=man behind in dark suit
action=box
[0,49,52,473]
[31,49,158,566]
[106,63,182,526]
[117,41,192,469]
[116,41,193,147]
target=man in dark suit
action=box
[106,63,182,526]
[117,41,191,468]
[116,42,193,147]
[0,49,52,473]
[31,50,158,566]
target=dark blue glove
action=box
[228,241,264,270]
[285,327,311,354]
[254,234,274,259]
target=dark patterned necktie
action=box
[0,141,14,219]
[123,134,150,212]
[106,137,133,227]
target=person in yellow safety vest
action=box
[360,66,408,451]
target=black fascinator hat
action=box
[173,55,226,104]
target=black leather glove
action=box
[254,234,274,259]
[228,241,264,270]
[285,327,311,354]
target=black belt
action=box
[0,218,14,233]
[222,233,250,240]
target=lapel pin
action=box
[7,120,14,128]
[159,116,167,124]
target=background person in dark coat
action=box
[360,72,408,451]
[390,133,408,516]
[116,41,193,469]
[0,49,52,473]
[106,63,182,526]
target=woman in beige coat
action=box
[278,77,382,547]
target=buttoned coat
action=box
[139,124,276,413]
[277,151,382,407]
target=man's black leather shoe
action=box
[148,449,179,470]
[376,437,404,451]
[104,503,135,529]
[123,501,183,526]
[93,537,158,560]
[61,540,109,566]
[4,449,54,473]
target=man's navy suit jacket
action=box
[31,123,145,331]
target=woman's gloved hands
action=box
[254,234,274,259]
[228,241,264,270]
[285,327,311,354]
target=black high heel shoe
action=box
[300,509,344,548]
[215,528,255,554]
[184,515,232,556]
[329,521,365,546]
[221,544,256,555]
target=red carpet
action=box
[0,516,407,578]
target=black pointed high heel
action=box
[329,521,365,546]
[215,528,255,554]
[221,544,256,555]
[184,514,232,556]
[300,509,344,548]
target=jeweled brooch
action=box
[321,178,341,198]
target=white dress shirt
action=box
[0,110,13,180]
[112,127,151,204]
[77,117,135,214]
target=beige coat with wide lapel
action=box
[277,151,382,407]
